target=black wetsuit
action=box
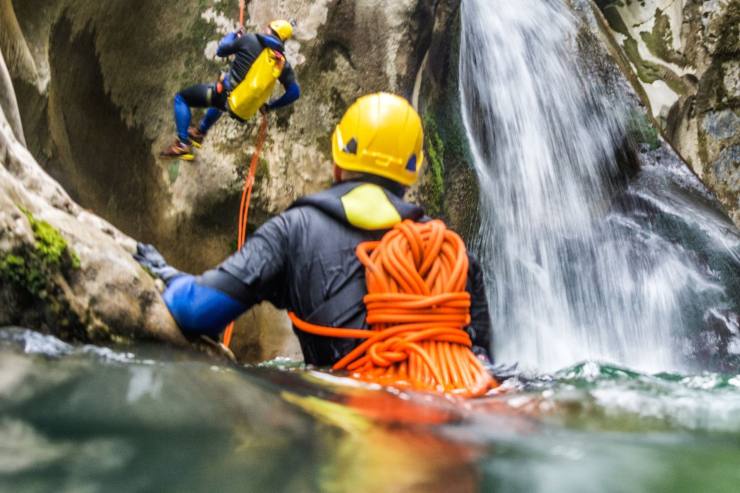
[173,32,300,142]
[162,178,493,366]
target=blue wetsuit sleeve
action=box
[256,33,285,51]
[161,213,291,338]
[267,81,300,110]
[163,275,247,338]
[216,32,240,57]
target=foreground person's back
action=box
[136,92,493,371]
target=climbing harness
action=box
[290,220,498,398]
[222,113,269,347]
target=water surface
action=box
[2,328,739,492]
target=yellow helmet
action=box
[269,20,293,42]
[332,93,424,186]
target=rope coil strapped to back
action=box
[290,219,498,398]
[222,6,490,395]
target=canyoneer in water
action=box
[160,20,301,160]
[139,93,494,394]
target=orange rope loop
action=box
[290,219,497,398]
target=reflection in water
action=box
[284,391,480,493]
[2,329,740,492]
[126,367,163,403]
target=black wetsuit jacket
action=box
[163,178,492,366]
[218,32,298,95]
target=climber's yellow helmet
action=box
[269,20,293,42]
[332,93,424,186]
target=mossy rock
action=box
[421,113,446,218]
[1,208,80,298]
[416,6,481,242]
[0,207,105,341]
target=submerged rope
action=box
[290,220,498,398]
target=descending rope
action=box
[290,220,498,398]
[239,0,246,27]
[223,113,269,347]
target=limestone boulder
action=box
[0,50,186,346]
[594,0,740,226]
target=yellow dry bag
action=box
[227,48,285,121]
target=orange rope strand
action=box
[238,0,245,27]
[223,113,269,347]
[289,220,497,398]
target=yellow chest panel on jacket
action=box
[340,184,402,230]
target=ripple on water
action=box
[0,327,139,363]
[507,361,740,434]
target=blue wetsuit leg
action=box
[199,108,223,134]
[176,84,219,142]
[174,93,192,143]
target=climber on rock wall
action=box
[160,20,301,160]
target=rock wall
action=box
[0,50,186,347]
[4,0,452,268]
[411,2,482,242]
[594,0,740,226]
[2,0,460,361]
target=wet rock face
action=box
[4,0,447,270]
[0,50,185,346]
[594,0,740,226]
[2,0,457,361]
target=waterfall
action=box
[458,0,732,371]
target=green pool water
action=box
[1,328,739,493]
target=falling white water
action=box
[458,0,717,372]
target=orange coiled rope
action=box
[223,113,269,347]
[289,219,497,398]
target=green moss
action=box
[0,208,81,297]
[694,3,740,114]
[168,161,180,184]
[602,6,691,97]
[0,254,42,294]
[639,9,688,67]
[627,111,661,150]
[623,38,690,95]
[28,215,68,265]
[0,251,47,297]
[22,209,81,269]
[414,8,482,240]
[422,113,446,218]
